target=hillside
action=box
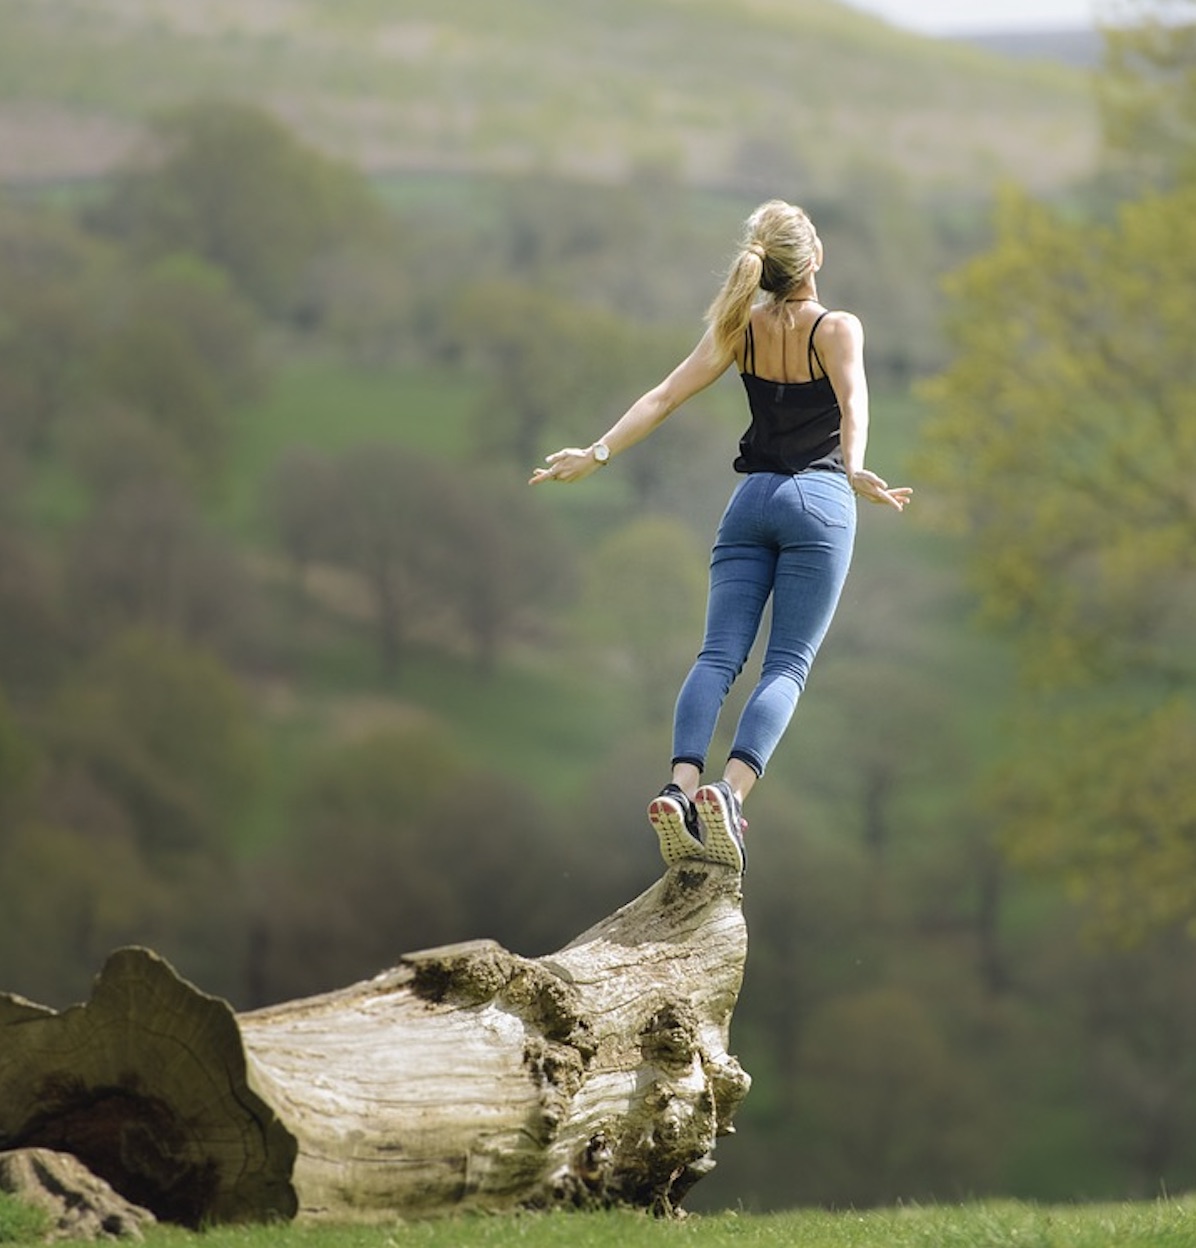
[0,0,1099,194]
[961,27,1105,68]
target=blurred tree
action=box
[61,402,193,502]
[919,184,1196,935]
[0,818,172,1007]
[89,253,268,486]
[991,697,1196,941]
[0,200,116,459]
[298,234,417,367]
[274,446,570,679]
[0,525,69,702]
[812,164,944,382]
[125,255,266,409]
[455,281,669,469]
[88,101,389,321]
[1079,928,1196,1196]
[455,281,590,468]
[0,686,38,825]
[92,309,229,489]
[247,726,570,1003]
[487,169,716,323]
[64,478,258,657]
[44,630,262,864]
[266,445,342,595]
[790,987,996,1205]
[1099,0,1196,188]
[575,516,707,722]
[0,282,95,459]
[433,470,574,676]
[320,443,452,680]
[0,198,267,489]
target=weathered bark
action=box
[0,861,749,1226]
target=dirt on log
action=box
[0,860,749,1226]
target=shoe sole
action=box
[694,786,746,872]
[648,796,704,866]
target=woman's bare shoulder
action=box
[815,309,864,345]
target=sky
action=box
[844,0,1103,34]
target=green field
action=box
[6,1199,1196,1248]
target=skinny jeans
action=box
[672,470,856,778]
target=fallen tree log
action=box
[0,860,749,1227]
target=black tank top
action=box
[733,311,845,476]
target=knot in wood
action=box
[640,1004,699,1069]
[404,941,518,1005]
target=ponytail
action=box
[705,201,819,356]
[705,247,764,357]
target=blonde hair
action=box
[705,200,820,356]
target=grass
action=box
[27,1201,1190,1248]
[0,1193,46,1244]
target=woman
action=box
[530,199,911,872]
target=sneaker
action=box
[694,781,748,872]
[648,783,704,866]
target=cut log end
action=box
[1,859,750,1226]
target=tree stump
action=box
[0,861,749,1226]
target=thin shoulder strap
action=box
[744,320,756,373]
[807,310,831,379]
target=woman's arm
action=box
[529,328,735,485]
[819,312,911,512]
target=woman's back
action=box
[736,301,829,384]
[734,304,843,477]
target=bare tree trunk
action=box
[0,862,749,1227]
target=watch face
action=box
[594,442,610,462]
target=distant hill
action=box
[0,0,1099,196]
[959,28,1104,69]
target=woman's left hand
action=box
[528,447,600,486]
[849,469,913,511]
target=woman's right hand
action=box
[528,447,601,486]
[849,469,912,511]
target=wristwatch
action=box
[591,441,611,466]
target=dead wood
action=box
[0,861,749,1225]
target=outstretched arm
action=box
[529,328,735,485]
[818,312,912,512]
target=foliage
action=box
[88,101,390,321]
[267,444,572,679]
[917,184,1196,938]
[0,528,67,700]
[575,517,708,722]
[247,725,587,1003]
[1100,0,1196,188]
[0,204,110,458]
[920,185,1196,684]
[0,196,267,492]
[991,699,1196,940]
[791,988,996,1205]
[43,630,262,862]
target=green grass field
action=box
[6,1199,1196,1248]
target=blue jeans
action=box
[672,471,856,778]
